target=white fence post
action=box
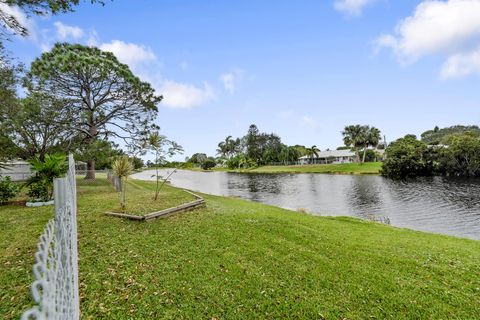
[21,155,79,320]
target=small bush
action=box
[201,158,216,170]
[27,181,50,201]
[26,153,67,201]
[0,176,19,202]
[226,154,257,169]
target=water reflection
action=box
[132,170,480,240]
[347,177,382,213]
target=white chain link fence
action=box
[106,169,122,192]
[21,154,80,320]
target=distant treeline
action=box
[382,125,480,179]
[421,125,480,145]
[187,124,307,169]
[186,124,383,170]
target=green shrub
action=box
[27,153,67,201]
[226,154,257,169]
[130,156,144,170]
[381,135,437,179]
[201,158,216,170]
[439,132,480,177]
[27,181,50,201]
[0,176,19,202]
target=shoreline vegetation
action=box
[1,178,479,319]
[181,162,383,175]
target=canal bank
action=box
[133,169,480,240]
[1,178,479,319]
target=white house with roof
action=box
[299,149,357,165]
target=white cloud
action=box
[334,0,377,16]
[0,3,36,39]
[37,22,92,52]
[98,40,213,109]
[441,47,480,79]
[159,80,215,109]
[54,21,84,40]
[99,40,157,70]
[376,0,480,79]
[220,69,245,94]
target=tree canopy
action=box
[74,139,124,170]
[381,135,437,179]
[1,92,75,160]
[0,0,103,38]
[0,43,25,162]
[342,125,381,163]
[27,43,162,177]
[440,132,480,177]
[421,125,480,145]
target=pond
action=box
[132,170,480,240]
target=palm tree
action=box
[342,125,367,163]
[217,135,235,158]
[231,138,242,157]
[363,127,381,163]
[305,145,320,164]
[279,146,301,164]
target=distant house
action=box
[299,150,357,165]
[0,160,33,181]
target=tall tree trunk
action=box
[85,124,97,179]
[362,144,368,163]
[85,159,95,179]
[355,147,361,163]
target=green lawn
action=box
[108,180,196,215]
[154,162,383,175]
[1,178,479,319]
[236,162,383,174]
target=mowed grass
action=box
[1,178,479,319]
[189,162,383,174]
[108,179,196,215]
[248,162,383,174]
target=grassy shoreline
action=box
[185,162,383,175]
[1,178,479,319]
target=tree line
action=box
[1,1,176,179]
[382,125,480,179]
[187,124,304,169]
[0,41,177,178]
[186,124,384,170]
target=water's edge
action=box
[132,170,480,240]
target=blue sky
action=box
[4,0,480,160]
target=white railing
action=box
[21,154,80,320]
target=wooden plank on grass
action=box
[144,199,205,220]
[105,190,205,221]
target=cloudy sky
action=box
[3,0,480,159]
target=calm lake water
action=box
[133,170,480,240]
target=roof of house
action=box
[300,149,356,159]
